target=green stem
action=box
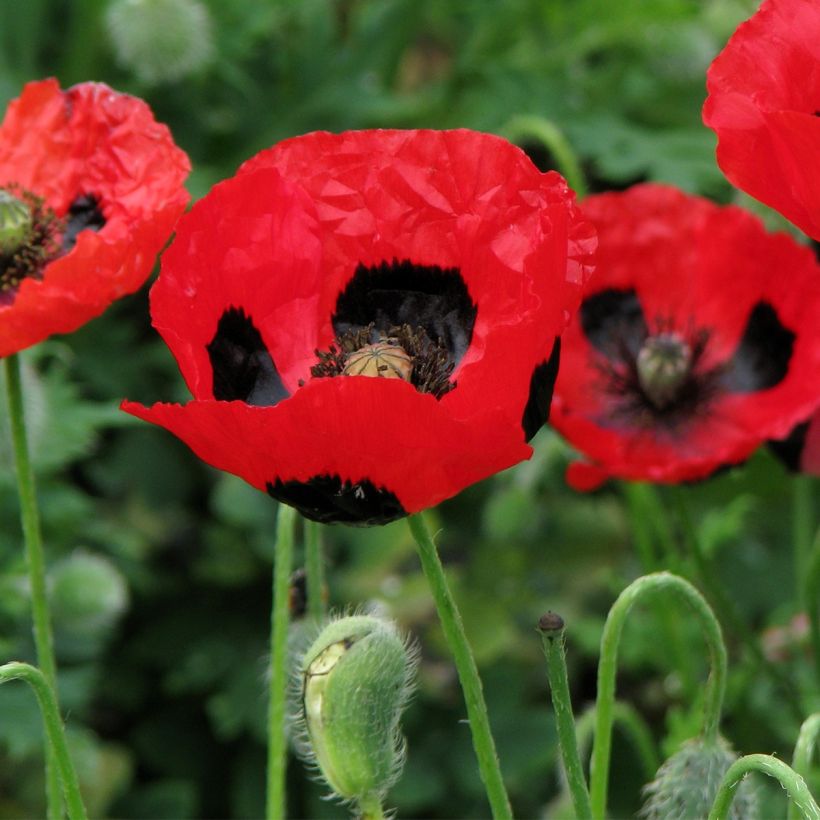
[502,114,588,198]
[304,519,325,623]
[670,487,804,722]
[589,572,727,819]
[538,614,592,819]
[789,714,820,820]
[407,514,512,820]
[708,754,820,820]
[4,353,62,820]
[642,485,684,572]
[0,662,87,820]
[266,504,297,820]
[358,793,386,820]
[794,477,815,608]
[807,534,820,684]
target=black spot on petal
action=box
[580,288,647,360]
[62,194,105,252]
[522,337,561,441]
[207,307,289,406]
[721,301,795,393]
[769,421,809,472]
[267,475,406,525]
[333,260,477,366]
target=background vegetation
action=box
[0,0,816,817]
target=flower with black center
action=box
[550,183,820,490]
[0,78,190,356]
[123,129,595,524]
[703,0,820,241]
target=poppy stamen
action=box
[636,332,693,410]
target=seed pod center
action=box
[637,332,692,409]
[343,342,413,381]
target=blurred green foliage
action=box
[0,0,817,817]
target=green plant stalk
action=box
[407,514,512,820]
[670,487,804,721]
[502,114,588,198]
[794,477,815,607]
[0,662,87,820]
[4,353,63,820]
[789,714,820,820]
[304,518,325,623]
[808,538,820,684]
[266,504,297,820]
[358,793,386,820]
[539,622,593,819]
[589,572,727,819]
[708,754,820,820]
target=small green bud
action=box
[0,190,33,255]
[299,615,417,811]
[641,736,759,819]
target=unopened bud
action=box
[299,615,417,810]
[641,737,758,819]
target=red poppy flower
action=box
[703,0,820,241]
[550,183,820,491]
[0,78,190,356]
[122,129,595,524]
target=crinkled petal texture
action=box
[551,184,820,490]
[124,129,595,524]
[703,0,820,240]
[0,78,190,355]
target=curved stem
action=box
[304,519,325,623]
[4,353,62,819]
[407,514,512,820]
[266,504,297,820]
[789,714,820,820]
[0,662,87,820]
[538,615,592,819]
[708,754,820,820]
[589,572,727,819]
[502,114,588,198]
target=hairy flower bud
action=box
[298,615,417,812]
[641,737,759,819]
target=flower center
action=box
[636,332,692,410]
[310,322,455,398]
[0,185,63,306]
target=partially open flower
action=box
[551,183,820,490]
[703,0,820,241]
[0,79,190,356]
[123,129,594,524]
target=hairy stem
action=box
[407,514,512,819]
[266,504,297,820]
[3,353,62,819]
[589,572,727,818]
[304,519,325,623]
[0,662,87,820]
[708,754,820,820]
[789,714,820,820]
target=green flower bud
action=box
[0,190,33,255]
[299,615,417,813]
[106,0,214,85]
[641,737,759,819]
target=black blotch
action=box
[522,337,561,441]
[207,307,289,406]
[62,194,106,252]
[580,288,647,359]
[721,301,795,393]
[267,475,406,526]
[769,421,809,472]
[333,259,478,365]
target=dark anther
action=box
[721,301,795,393]
[580,288,648,360]
[62,194,106,252]
[267,475,406,525]
[522,338,561,441]
[207,307,289,406]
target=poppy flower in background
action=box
[703,0,820,241]
[550,183,820,491]
[0,78,190,357]
[123,129,595,524]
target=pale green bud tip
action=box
[106,0,214,85]
[301,615,416,805]
[641,737,759,820]
[0,190,33,255]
